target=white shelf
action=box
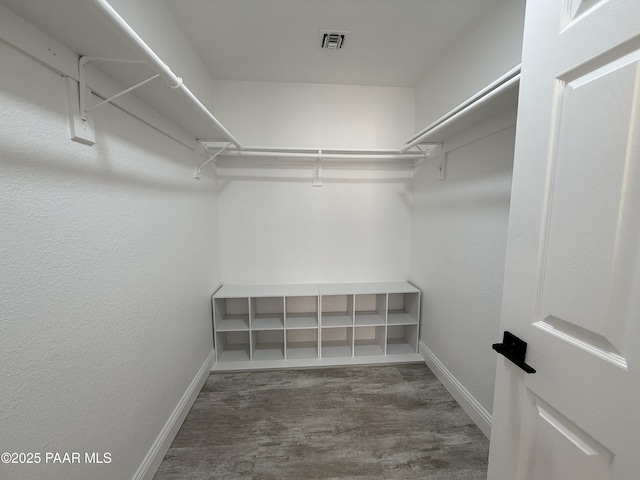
[387,312,418,325]
[403,65,521,147]
[215,283,317,298]
[252,343,285,361]
[318,282,419,295]
[386,341,418,356]
[354,343,385,356]
[212,282,420,369]
[217,344,250,363]
[387,324,418,356]
[217,316,250,331]
[321,325,353,358]
[252,315,284,330]
[286,313,318,329]
[321,343,353,358]
[321,313,353,327]
[286,342,319,359]
[354,313,385,326]
[0,1,240,146]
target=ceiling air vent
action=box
[320,31,347,50]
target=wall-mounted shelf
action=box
[212,282,422,371]
[0,0,242,148]
[200,143,431,183]
[402,65,521,149]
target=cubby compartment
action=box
[354,325,385,356]
[213,297,250,331]
[386,325,418,355]
[286,329,319,359]
[285,296,318,329]
[321,326,353,357]
[251,296,285,330]
[354,294,386,326]
[387,292,420,325]
[251,330,285,361]
[321,294,354,327]
[216,331,251,362]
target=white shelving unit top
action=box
[214,283,319,298]
[318,281,419,296]
[216,281,418,298]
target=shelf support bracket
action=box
[416,144,445,180]
[313,150,323,187]
[78,56,157,120]
[194,142,233,179]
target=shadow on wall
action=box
[411,172,513,216]
[0,65,217,195]
[215,172,415,211]
[1,144,218,197]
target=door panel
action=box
[488,1,640,479]
[539,53,640,358]
[527,397,613,480]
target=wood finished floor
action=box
[153,364,489,480]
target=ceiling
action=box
[0,0,501,88]
[162,0,499,87]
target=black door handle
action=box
[493,331,536,374]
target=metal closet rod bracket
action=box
[414,143,445,180]
[194,142,233,179]
[78,56,168,121]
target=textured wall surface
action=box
[0,42,220,480]
[409,125,515,415]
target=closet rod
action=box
[88,0,243,149]
[400,71,520,153]
[202,143,414,155]
[216,150,424,161]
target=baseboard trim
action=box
[132,349,215,480]
[419,340,492,438]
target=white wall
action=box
[415,0,526,129]
[410,121,515,422]
[79,1,417,287]
[0,41,220,480]
[211,80,415,284]
[212,80,415,149]
[218,170,413,284]
[409,0,525,431]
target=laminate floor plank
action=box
[153,364,488,480]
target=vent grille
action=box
[320,31,347,50]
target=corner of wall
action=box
[419,341,492,438]
[133,350,216,480]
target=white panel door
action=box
[488,1,640,479]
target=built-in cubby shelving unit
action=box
[212,282,422,371]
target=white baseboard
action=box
[132,349,215,480]
[419,340,492,438]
